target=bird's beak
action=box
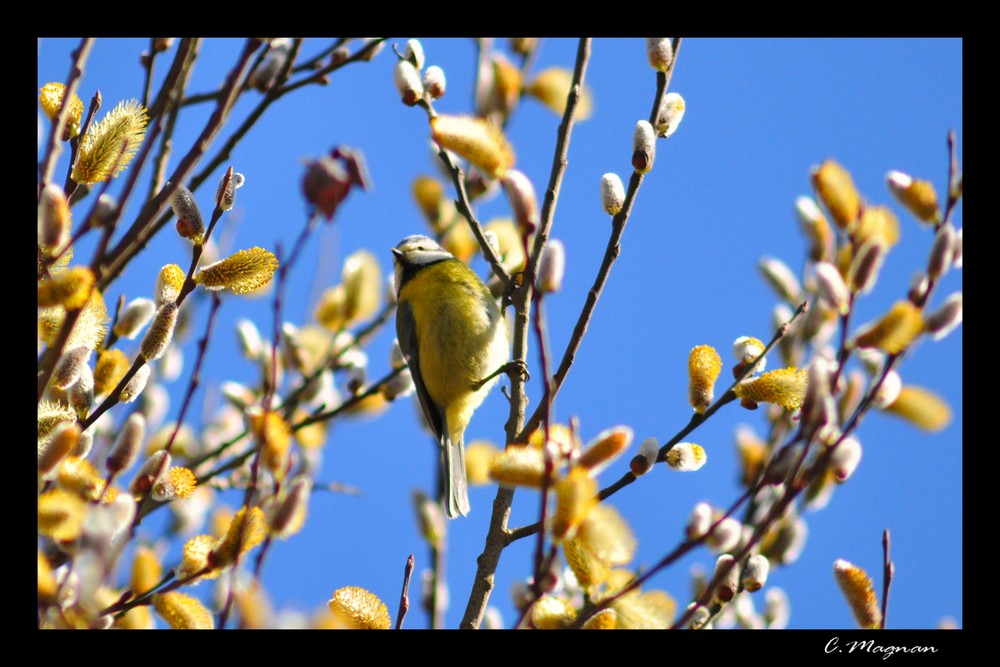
[391,247,403,260]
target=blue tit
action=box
[392,234,509,518]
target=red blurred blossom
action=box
[302,146,371,221]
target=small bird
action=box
[392,234,509,518]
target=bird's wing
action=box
[396,299,445,441]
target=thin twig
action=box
[396,555,415,630]
[460,37,593,631]
[880,529,893,630]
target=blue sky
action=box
[38,38,962,630]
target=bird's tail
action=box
[443,433,471,518]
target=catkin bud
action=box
[156,264,185,307]
[423,65,446,99]
[537,240,565,293]
[646,38,674,71]
[114,298,156,340]
[732,336,767,374]
[712,554,740,604]
[38,183,70,251]
[269,476,311,538]
[235,318,263,359]
[924,292,962,341]
[707,516,742,554]
[503,169,539,234]
[927,223,956,279]
[169,185,205,245]
[887,170,939,223]
[848,241,886,295]
[130,449,170,497]
[688,603,712,630]
[141,302,178,361]
[629,437,659,476]
[120,364,151,404]
[601,173,625,216]
[814,262,850,315]
[668,443,706,472]
[216,169,245,212]
[39,422,80,477]
[830,436,862,482]
[632,120,656,174]
[412,489,446,549]
[743,554,769,592]
[687,502,713,541]
[53,346,91,389]
[394,59,424,106]
[951,228,962,269]
[759,257,802,303]
[107,413,145,475]
[655,92,685,138]
[403,39,425,70]
[871,370,902,409]
[908,270,930,305]
[795,196,833,262]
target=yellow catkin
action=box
[582,609,618,629]
[37,401,77,445]
[37,267,94,310]
[853,205,900,249]
[341,250,382,325]
[39,82,83,124]
[93,349,130,396]
[38,488,87,542]
[576,426,632,473]
[72,99,148,184]
[210,506,267,568]
[152,592,215,629]
[552,467,598,541]
[489,445,546,488]
[130,546,163,596]
[688,345,722,414]
[57,456,104,501]
[38,551,57,604]
[833,559,881,629]
[883,385,952,431]
[176,534,218,582]
[564,537,610,590]
[852,301,924,354]
[812,160,861,230]
[430,114,515,179]
[531,596,577,629]
[328,586,391,629]
[251,410,292,477]
[156,264,186,306]
[575,504,637,567]
[412,175,444,222]
[733,368,809,410]
[465,441,500,485]
[611,590,676,629]
[195,247,279,295]
[525,67,593,120]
